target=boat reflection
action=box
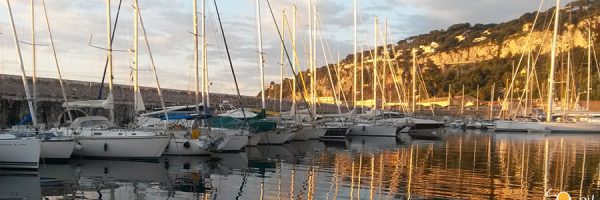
[0,130,598,199]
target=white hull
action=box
[163,138,210,155]
[207,128,248,152]
[41,139,76,159]
[542,122,600,133]
[348,124,398,137]
[215,134,248,152]
[0,138,41,169]
[73,136,170,158]
[259,130,295,145]
[494,120,543,132]
[312,128,326,139]
[291,128,311,141]
[247,132,265,146]
[284,129,298,142]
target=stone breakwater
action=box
[0,74,337,127]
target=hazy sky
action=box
[0,0,568,97]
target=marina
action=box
[1,0,600,199]
[0,131,598,199]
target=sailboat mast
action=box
[31,0,37,115]
[42,0,72,122]
[353,0,357,110]
[373,17,378,110]
[292,5,297,112]
[587,22,592,110]
[133,0,141,113]
[256,0,266,110]
[490,83,495,121]
[193,0,200,113]
[361,47,365,114]
[412,49,417,113]
[546,0,560,122]
[311,2,317,118]
[6,0,37,126]
[382,18,388,111]
[202,0,209,111]
[476,85,479,111]
[106,0,114,122]
[279,10,285,115]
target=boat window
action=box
[94,132,102,135]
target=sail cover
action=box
[62,93,114,110]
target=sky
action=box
[0,0,569,97]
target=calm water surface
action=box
[1,129,599,199]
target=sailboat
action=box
[54,0,171,158]
[498,0,600,133]
[254,0,295,145]
[348,17,400,137]
[2,0,76,160]
[0,0,42,169]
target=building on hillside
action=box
[417,95,480,108]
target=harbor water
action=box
[1,129,599,199]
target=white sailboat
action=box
[254,0,294,145]
[56,0,171,158]
[0,0,42,169]
[528,0,600,133]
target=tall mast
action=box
[256,0,266,110]
[193,0,200,113]
[382,18,388,110]
[566,51,571,111]
[373,17,378,110]
[411,49,417,113]
[352,0,357,110]
[133,0,140,113]
[476,85,479,111]
[6,0,37,126]
[525,49,531,116]
[361,47,365,114]
[587,21,591,110]
[31,0,37,115]
[546,0,560,122]
[311,1,317,118]
[42,0,72,122]
[490,83,495,121]
[279,10,285,115]
[447,84,451,111]
[106,0,114,122]
[292,5,297,113]
[461,84,465,115]
[202,0,209,111]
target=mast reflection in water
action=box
[1,129,599,199]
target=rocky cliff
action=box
[262,1,600,105]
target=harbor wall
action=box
[0,74,338,127]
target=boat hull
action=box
[0,138,41,169]
[542,122,600,133]
[321,127,349,140]
[41,139,76,159]
[163,138,210,156]
[259,130,294,145]
[348,125,398,137]
[215,134,248,152]
[73,136,170,158]
[494,120,541,132]
[292,128,312,141]
[247,132,265,146]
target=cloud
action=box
[0,0,569,97]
